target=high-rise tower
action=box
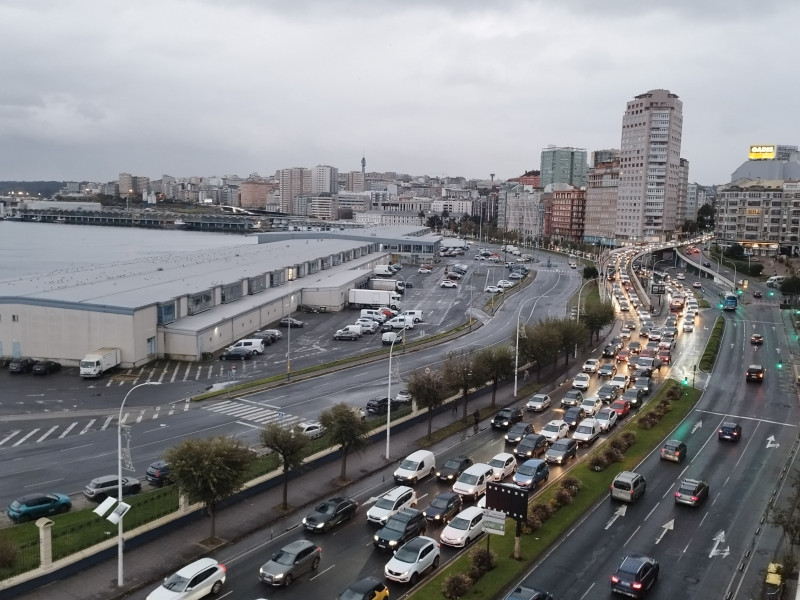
[616,89,683,242]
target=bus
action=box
[722,292,738,311]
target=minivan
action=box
[227,339,266,354]
[401,310,424,323]
[393,450,436,485]
[610,470,646,503]
[387,316,414,329]
[361,309,386,323]
[452,463,494,501]
[767,275,786,288]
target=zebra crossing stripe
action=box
[101,416,114,430]
[36,426,60,443]
[59,423,77,438]
[13,429,40,447]
[80,419,96,435]
[0,431,21,446]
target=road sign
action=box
[482,509,506,535]
[651,284,666,295]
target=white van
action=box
[767,276,786,288]
[360,309,386,323]
[452,463,494,501]
[227,339,266,354]
[393,450,435,485]
[342,324,362,337]
[572,418,601,445]
[387,316,414,329]
[401,310,424,323]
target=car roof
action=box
[492,452,515,461]
[347,576,383,593]
[382,485,413,499]
[175,557,220,577]
[455,505,483,518]
[721,421,739,428]
[282,539,316,552]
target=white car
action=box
[440,280,457,288]
[611,374,630,390]
[580,396,603,417]
[683,321,694,332]
[526,393,551,412]
[474,255,485,261]
[485,285,503,293]
[508,271,524,280]
[146,558,226,600]
[572,373,591,391]
[418,267,432,274]
[676,272,685,280]
[497,280,515,289]
[692,281,702,288]
[440,506,484,547]
[366,486,417,525]
[620,328,631,339]
[384,535,440,584]
[685,310,696,321]
[582,359,600,374]
[541,420,569,443]
[487,452,517,481]
[294,421,326,439]
[355,318,378,333]
[594,407,618,432]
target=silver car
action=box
[259,539,321,586]
[146,558,226,600]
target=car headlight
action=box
[436,471,442,477]
[389,540,398,546]
[315,522,324,529]
[374,534,380,542]
[273,573,284,580]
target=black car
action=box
[610,554,659,597]
[436,456,474,482]
[746,364,765,382]
[505,422,534,444]
[220,347,254,360]
[544,438,578,464]
[753,290,763,298]
[32,360,61,375]
[610,337,624,351]
[703,261,711,267]
[145,460,171,485]
[597,384,620,403]
[8,357,36,373]
[633,377,652,396]
[561,389,583,408]
[279,317,305,328]
[423,491,462,524]
[302,496,359,532]
[562,407,586,429]
[365,396,398,415]
[373,508,427,551]
[718,421,742,441]
[513,434,549,460]
[602,345,618,358]
[491,407,523,430]
[622,388,646,409]
[660,440,687,463]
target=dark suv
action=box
[83,475,141,501]
[145,460,171,486]
[718,421,742,442]
[8,358,36,373]
[490,407,523,430]
[610,554,659,597]
[366,396,399,415]
[373,508,427,551]
[746,365,764,383]
[561,390,583,408]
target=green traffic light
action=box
[777,362,783,369]
[682,377,688,386]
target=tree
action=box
[780,276,800,297]
[164,435,254,541]
[583,266,599,280]
[518,318,562,382]
[442,349,483,421]
[406,369,446,437]
[319,403,371,483]
[474,345,515,406]
[697,203,715,230]
[724,242,745,260]
[580,300,616,342]
[558,317,588,366]
[260,423,309,510]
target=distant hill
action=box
[0,181,65,198]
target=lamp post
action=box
[575,277,597,358]
[386,331,403,459]
[514,294,547,396]
[118,381,160,587]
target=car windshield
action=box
[449,516,470,530]
[393,544,420,563]
[272,550,299,565]
[597,411,610,420]
[497,410,512,418]
[576,425,592,434]
[383,517,406,533]
[518,464,537,476]
[162,574,190,592]
[399,459,418,470]
[375,497,398,510]
[488,458,505,468]
[443,459,463,470]
[430,496,449,509]
[315,501,336,515]
[543,423,559,433]
[550,441,568,452]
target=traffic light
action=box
[777,361,783,370]
[737,288,743,295]
[682,376,689,386]
[718,302,724,309]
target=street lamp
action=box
[117,381,160,586]
[514,294,547,396]
[575,277,598,358]
[386,330,404,459]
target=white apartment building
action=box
[498,185,543,244]
[311,165,339,195]
[277,167,310,214]
[430,199,474,216]
[583,160,619,246]
[616,89,684,242]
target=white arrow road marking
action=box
[767,435,780,448]
[709,530,727,558]
[655,519,674,544]
[692,421,703,433]
[605,504,627,530]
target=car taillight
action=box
[611,575,620,583]
[219,563,227,572]
[632,582,643,589]
[674,492,680,498]
[691,496,698,502]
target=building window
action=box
[12,315,19,322]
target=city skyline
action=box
[0,1,797,184]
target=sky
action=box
[1,0,797,185]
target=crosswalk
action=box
[202,399,303,430]
[0,399,192,449]
[102,359,273,387]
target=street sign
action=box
[651,284,666,295]
[482,509,506,535]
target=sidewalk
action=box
[8,370,559,600]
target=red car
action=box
[616,349,631,363]
[657,350,671,365]
[610,400,631,418]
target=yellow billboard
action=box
[749,145,776,160]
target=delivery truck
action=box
[348,288,402,310]
[79,347,122,378]
[368,278,404,294]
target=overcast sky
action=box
[1,1,796,185]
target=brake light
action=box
[632,582,643,589]
[219,563,227,572]
[674,492,680,498]
[691,496,699,501]
[611,575,620,583]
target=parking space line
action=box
[100,416,114,430]
[80,419,96,435]
[36,426,59,443]
[0,431,21,446]
[13,429,40,447]
[59,423,77,438]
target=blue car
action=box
[512,459,550,489]
[8,493,71,523]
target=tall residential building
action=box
[542,184,585,244]
[583,160,620,246]
[540,146,588,188]
[498,184,543,244]
[346,171,366,193]
[616,89,684,242]
[591,149,620,166]
[119,173,133,197]
[311,165,339,195]
[239,180,277,209]
[277,167,310,214]
[676,158,690,226]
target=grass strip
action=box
[699,316,725,372]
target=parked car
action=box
[485,285,503,294]
[440,279,457,288]
[279,317,305,328]
[491,407,523,430]
[365,396,398,415]
[384,535,440,584]
[303,496,359,532]
[294,421,326,439]
[422,491,462,524]
[146,557,226,600]
[7,492,71,523]
[220,347,254,360]
[259,539,321,585]
[8,357,35,373]
[83,475,141,502]
[610,554,659,597]
[333,329,359,341]
[545,438,578,464]
[526,393,551,412]
[436,456,474,483]
[145,460,171,486]
[418,266,432,274]
[674,478,709,507]
[32,360,61,375]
